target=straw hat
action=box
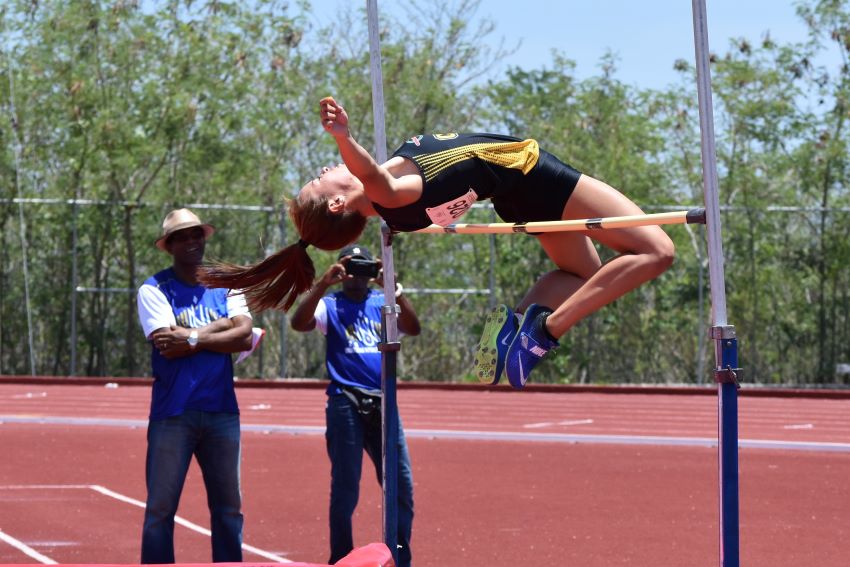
[155,208,215,251]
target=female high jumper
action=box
[199,96,675,388]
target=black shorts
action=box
[491,149,582,223]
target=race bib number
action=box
[425,188,478,226]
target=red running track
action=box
[0,378,849,566]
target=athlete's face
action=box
[298,163,354,203]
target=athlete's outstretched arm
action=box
[319,96,412,207]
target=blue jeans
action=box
[326,393,414,567]
[141,410,243,564]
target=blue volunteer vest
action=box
[323,290,384,392]
[146,268,239,419]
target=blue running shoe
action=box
[505,304,558,389]
[472,304,517,384]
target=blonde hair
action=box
[197,194,367,312]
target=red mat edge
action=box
[0,542,393,567]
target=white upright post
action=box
[366,2,401,565]
[691,2,740,566]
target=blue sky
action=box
[306,0,838,91]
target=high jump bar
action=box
[416,207,706,234]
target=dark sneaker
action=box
[505,304,558,389]
[472,304,517,384]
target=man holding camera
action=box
[290,244,420,567]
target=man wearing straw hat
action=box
[137,208,253,563]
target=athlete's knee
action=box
[646,236,675,275]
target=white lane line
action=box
[558,419,594,426]
[405,429,850,452]
[0,484,91,489]
[89,486,291,563]
[3,415,848,453]
[523,419,594,429]
[0,529,57,564]
[783,423,814,430]
[523,421,554,428]
[0,484,291,564]
[0,416,148,428]
[11,392,48,399]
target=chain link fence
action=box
[3,198,849,386]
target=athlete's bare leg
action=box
[521,174,675,338]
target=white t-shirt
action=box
[137,284,250,339]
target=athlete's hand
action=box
[319,96,349,138]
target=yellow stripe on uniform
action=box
[416,139,540,181]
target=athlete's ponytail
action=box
[197,194,368,312]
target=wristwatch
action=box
[187,329,199,348]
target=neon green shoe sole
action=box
[472,304,517,384]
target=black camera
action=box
[345,257,380,278]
